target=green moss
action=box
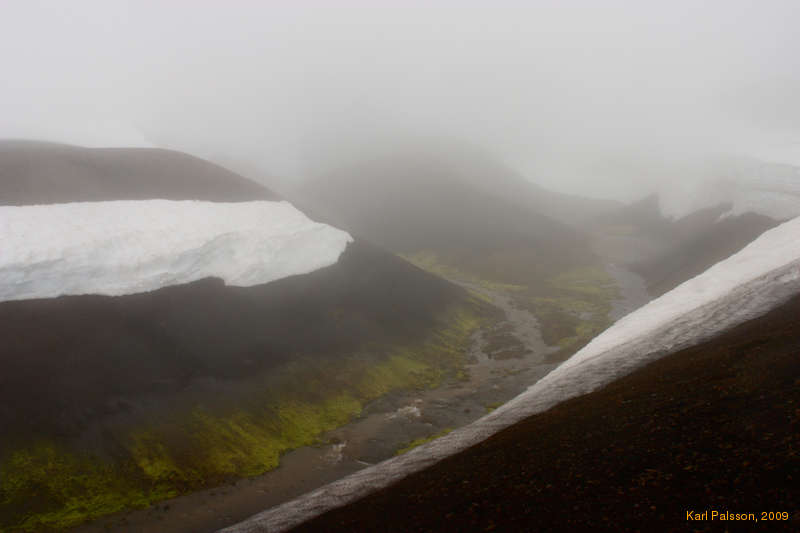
[395,428,453,455]
[521,266,618,358]
[401,251,619,363]
[129,432,182,482]
[178,393,363,480]
[0,442,174,533]
[2,253,618,533]
[0,300,488,533]
[548,266,618,300]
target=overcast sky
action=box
[2,1,799,200]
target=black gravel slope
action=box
[291,294,800,532]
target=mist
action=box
[4,4,800,531]
[2,0,799,201]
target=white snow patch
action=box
[497,215,800,416]
[658,162,800,221]
[0,200,353,302]
[221,215,800,533]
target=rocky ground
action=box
[290,293,800,532]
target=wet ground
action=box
[75,265,648,533]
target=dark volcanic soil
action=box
[71,275,558,533]
[0,142,467,448]
[0,241,464,446]
[291,294,800,532]
[633,212,779,297]
[594,195,780,298]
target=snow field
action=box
[0,200,353,302]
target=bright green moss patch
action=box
[0,300,488,533]
[395,428,453,455]
[129,432,183,482]
[0,442,176,533]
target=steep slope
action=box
[0,141,492,532]
[593,195,779,295]
[290,291,800,532]
[633,211,779,297]
[0,240,472,450]
[223,214,800,533]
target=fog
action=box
[2,0,799,201]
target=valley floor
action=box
[72,263,646,533]
[289,293,800,532]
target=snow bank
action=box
[221,215,800,533]
[0,200,352,302]
[660,170,800,221]
[494,215,800,416]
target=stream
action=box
[76,265,648,533]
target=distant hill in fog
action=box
[0,139,277,205]
[296,148,618,284]
[595,194,780,296]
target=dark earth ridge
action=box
[0,241,466,449]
